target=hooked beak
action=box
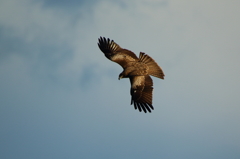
[118,75,123,80]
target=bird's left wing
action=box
[98,37,138,68]
[129,75,154,113]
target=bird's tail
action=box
[139,52,165,79]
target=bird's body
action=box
[98,37,164,113]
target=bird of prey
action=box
[98,37,164,113]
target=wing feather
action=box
[139,52,165,79]
[129,75,154,113]
[98,37,138,68]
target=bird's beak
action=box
[118,76,122,80]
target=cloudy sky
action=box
[1,0,240,158]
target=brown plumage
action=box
[98,37,164,113]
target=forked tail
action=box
[139,52,165,79]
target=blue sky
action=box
[1,0,240,158]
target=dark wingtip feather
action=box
[132,100,137,110]
[139,103,147,113]
[136,103,142,112]
[98,36,119,59]
[132,101,153,113]
[143,103,152,113]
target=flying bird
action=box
[98,37,164,113]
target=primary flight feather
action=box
[98,37,164,113]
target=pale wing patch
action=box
[111,54,126,61]
[111,54,136,62]
[131,76,145,88]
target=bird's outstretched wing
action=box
[98,37,138,68]
[139,52,165,79]
[130,75,154,113]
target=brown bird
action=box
[98,37,164,113]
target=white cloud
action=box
[0,0,74,44]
